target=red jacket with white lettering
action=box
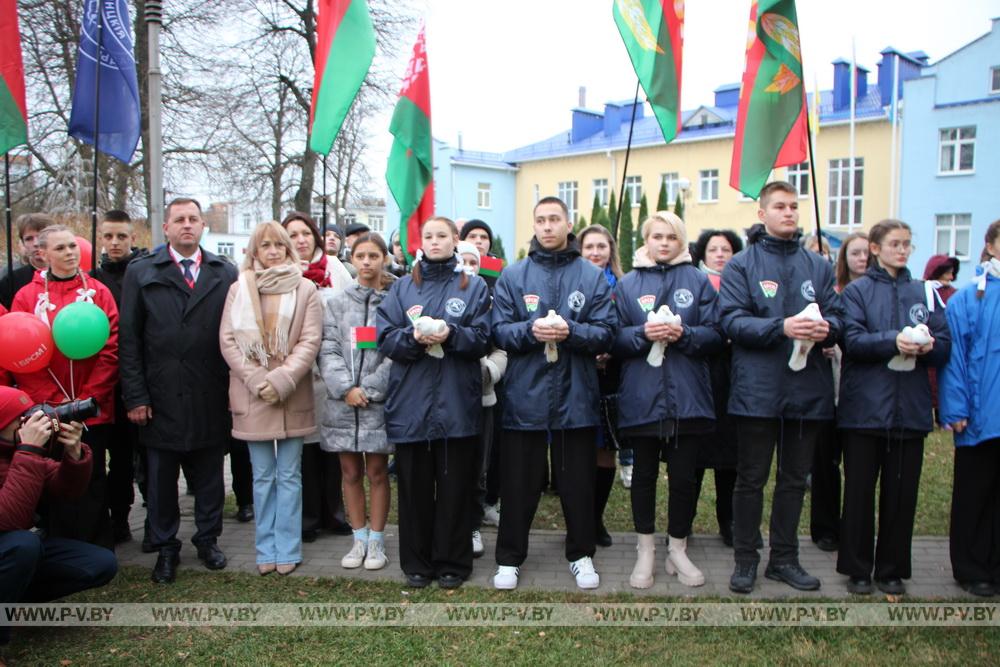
[10,272,119,425]
[0,440,93,531]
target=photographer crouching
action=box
[0,388,117,645]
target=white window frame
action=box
[368,215,385,233]
[625,175,642,205]
[477,182,492,210]
[217,242,234,258]
[533,184,540,205]
[991,66,1000,94]
[938,126,976,174]
[660,172,679,206]
[827,157,864,227]
[698,169,719,203]
[935,213,972,261]
[241,213,252,232]
[557,181,578,222]
[592,178,609,207]
[786,162,810,198]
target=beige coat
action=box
[220,278,324,441]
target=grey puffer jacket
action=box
[318,279,394,454]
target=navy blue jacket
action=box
[718,225,844,420]
[613,261,723,429]
[377,257,491,443]
[838,264,951,434]
[492,238,617,431]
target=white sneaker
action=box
[472,530,484,558]
[482,503,501,527]
[341,539,366,569]
[570,556,600,589]
[620,465,633,489]
[493,565,519,590]
[363,539,387,570]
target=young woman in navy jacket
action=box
[837,219,951,595]
[376,217,491,590]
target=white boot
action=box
[665,536,705,587]
[629,534,656,589]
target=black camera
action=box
[22,397,101,424]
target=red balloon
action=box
[76,236,93,272]
[0,312,55,373]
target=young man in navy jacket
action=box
[719,181,845,593]
[491,197,617,591]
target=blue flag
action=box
[68,0,140,163]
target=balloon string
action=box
[47,369,72,403]
[69,361,76,400]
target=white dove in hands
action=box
[414,316,448,358]
[646,305,681,367]
[536,309,566,363]
[888,323,933,371]
[788,303,824,372]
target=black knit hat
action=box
[344,222,370,236]
[460,219,494,247]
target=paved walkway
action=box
[117,494,972,599]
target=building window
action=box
[698,169,719,203]
[592,178,609,207]
[939,126,976,174]
[827,157,863,226]
[368,215,385,233]
[991,66,1000,94]
[786,162,810,197]
[533,185,540,204]
[625,175,642,204]
[217,242,234,258]
[477,183,491,209]
[241,213,251,232]
[342,213,357,226]
[557,181,578,222]
[660,172,679,205]
[935,213,972,261]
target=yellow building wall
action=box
[512,117,894,254]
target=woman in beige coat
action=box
[220,221,323,575]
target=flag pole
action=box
[805,113,822,242]
[613,80,641,239]
[321,154,328,237]
[89,7,105,276]
[4,154,12,278]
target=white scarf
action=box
[33,271,94,327]
[230,263,301,366]
[976,257,1000,296]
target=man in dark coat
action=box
[119,198,238,584]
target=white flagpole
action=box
[848,37,857,230]
[888,54,900,218]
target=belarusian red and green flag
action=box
[351,326,377,350]
[730,0,808,199]
[0,0,28,155]
[308,0,375,155]
[479,255,503,278]
[613,0,684,143]
[386,25,433,262]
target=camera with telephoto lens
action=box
[21,397,101,425]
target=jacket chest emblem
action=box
[673,288,694,309]
[637,294,656,312]
[800,280,816,302]
[406,304,424,322]
[759,280,779,298]
[567,290,586,313]
[523,294,540,313]
[909,302,929,325]
[445,298,467,317]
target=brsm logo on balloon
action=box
[14,343,51,370]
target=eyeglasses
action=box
[882,241,915,252]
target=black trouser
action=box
[395,437,476,579]
[950,439,1000,584]
[837,432,923,580]
[631,435,699,537]
[229,439,253,509]
[301,443,348,533]
[496,428,596,566]
[146,445,225,552]
[470,406,495,530]
[485,393,504,506]
[44,424,113,549]
[810,422,842,543]
[733,418,820,566]
[693,467,737,534]
[106,417,137,525]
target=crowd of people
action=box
[0,181,998,622]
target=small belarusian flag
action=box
[0,0,28,156]
[352,326,377,349]
[479,255,503,278]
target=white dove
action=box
[788,302,824,372]
[646,305,682,367]
[888,323,932,372]
[414,316,448,358]
[537,309,566,363]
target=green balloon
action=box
[52,302,111,360]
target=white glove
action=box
[646,305,681,367]
[789,302,824,372]
[537,309,565,363]
[888,323,932,372]
[414,316,448,358]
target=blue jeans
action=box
[247,438,304,565]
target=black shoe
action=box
[152,550,180,584]
[765,562,821,591]
[330,522,354,537]
[302,528,319,543]
[196,543,228,570]
[438,574,464,589]
[847,576,873,595]
[113,519,133,544]
[814,536,839,552]
[960,581,996,597]
[729,561,758,594]
[596,523,613,548]
[405,573,432,588]
[236,505,254,523]
[720,522,734,548]
[875,578,905,595]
